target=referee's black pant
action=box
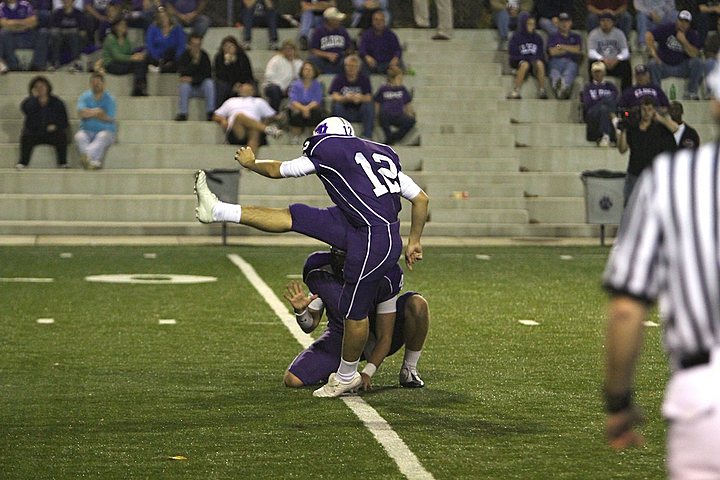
[20,131,68,167]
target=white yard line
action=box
[0,277,54,283]
[227,254,434,480]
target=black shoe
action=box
[206,112,214,121]
[299,36,308,51]
[175,113,188,122]
[432,33,450,40]
[132,88,148,97]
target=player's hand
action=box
[605,406,645,451]
[234,146,255,168]
[360,372,372,391]
[404,242,423,270]
[283,280,317,311]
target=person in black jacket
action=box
[213,35,255,108]
[669,100,701,150]
[17,76,69,169]
[175,33,216,121]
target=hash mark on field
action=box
[518,319,540,326]
[560,255,574,260]
[0,277,54,283]
[60,253,73,258]
[36,318,55,324]
[158,319,176,325]
[144,253,157,259]
[475,254,491,260]
[227,254,435,480]
[644,321,659,327]
[285,274,303,279]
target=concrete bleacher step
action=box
[526,198,586,224]
[518,147,627,172]
[522,173,585,198]
[422,132,514,147]
[414,85,504,100]
[430,208,529,224]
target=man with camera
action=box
[616,96,678,204]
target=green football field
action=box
[0,245,668,479]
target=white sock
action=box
[403,349,422,370]
[212,201,241,223]
[336,358,359,383]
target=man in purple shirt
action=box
[581,61,619,146]
[646,9,703,100]
[358,10,402,75]
[165,0,209,36]
[374,66,415,145]
[193,116,429,397]
[0,0,48,70]
[329,54,374,138]
[618,63,670,110]
[546,12,582,99]
[307,6,351,74]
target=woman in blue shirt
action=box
[145,7,186,73]
[287,61,325,142]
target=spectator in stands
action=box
[616,95,677,204]
[329,54,374,138]
[16,76,69,169]
[646,10,703,100]
[214,35,255,108]
[533,0,574,35]
[490,0,533,51]
[287,60,325,142]
[374,65,416,145]
[49,0,84,72]
[703,16,720,79]
[83,0,112,45]
[618,63,670,110]
[0,0,48,71]
[413,0,453,40]
[75,72,116,170]
[507,12,547,99]
[298,0,336,51]
[581,61,619,147]
[32,0,52,29]
[127,0,159,31]
[358,10,403,75]
[634,0,677,52]
[240,0,279,51]
[676,0,711,44]
[587,12,632,91]
[263,38,302,112]
[102,18,148,96]
[212,82,282,154]
[586,0,632,39]
[175,33,215,121]
[668,100,700,149]
[546,12,582,99]
[165,0,209,37]
[697,1,720,45]
[350,0,390,29]
[307,6,352,75]
[145,6,185,73]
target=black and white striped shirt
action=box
[603,142,720,365]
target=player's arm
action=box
[235,147,316,179]
[399,171,428,270]
[283,280,322,333]
[604,294,647,451]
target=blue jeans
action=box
[636,10,677,46]
[538,17,558,36]
[548,57,578,89]
[332,102,374,139]
[648,58,703,95]
[241,2,278,42]
[584,97,617,142]
[299,12,323,39]
[0,29,48,70]
[379,112,416,145]
[178,78,216,115]
[308,54,345,74]
[49,28,81,66]
[494,10,519,41]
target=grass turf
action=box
[0,245,667,479]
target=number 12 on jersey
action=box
[355,152,400,197]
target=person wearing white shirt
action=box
[263,38,303,111]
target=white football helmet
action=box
[313,116,355,136]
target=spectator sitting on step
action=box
[263,38,302,112]
[126,0,160,31]
[350,0,390,29]
[102,17,148,96]
[287,60,326,143]
[374,65,416,146]
[507,12,547,99]
[175,33,215,122]
[297,0,336,51]
[618,63,669,112]
[75,72,116,170]
[16,75,69,169]
[668,100,700,149]
[634,0,677,52]
[0,0,49,71]
[83,0,114,45]
[358,10,403,75]
[49,0,85,72]
[703,16,720,81]
[587,12,632,91]
[533,0,574,35]
[164,0,209,37]
[329,54,374,138]
[586,0,632,40]
[307,6,352,74]
[145,6,185,73]
[212,82,283,154]
[581,61,619,147]
[240,0,279,51]
[546,12,582,99]
[490,0,533,51]
[213,35,256,108]
[646,10,703,100]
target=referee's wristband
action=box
[603,388,633,413]
[362,363,377,378]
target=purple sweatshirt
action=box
[508,12,545,64]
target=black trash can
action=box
[204,169,241,245]
[580,170,626,245]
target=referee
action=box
[601,60,720,477]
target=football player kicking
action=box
[195,116,428,398]
[283,249,428,390]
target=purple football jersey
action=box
[302,135,403,227]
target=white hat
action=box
[323,7,346,21]
[678,10,692,22]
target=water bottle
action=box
[670,83,676,101]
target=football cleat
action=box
[399,367,425,388]
[194,170,218,224]
[313,372,362,398]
